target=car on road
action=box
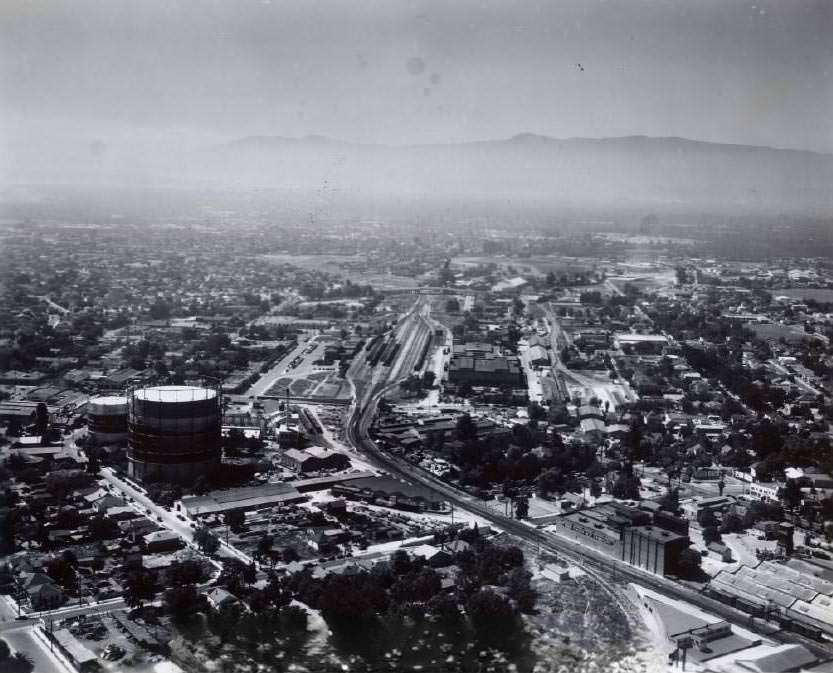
[103,644,125,661]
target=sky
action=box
[1,0,832,157]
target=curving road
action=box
[345,359,833,660]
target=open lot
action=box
[259,337,353,401]
[773,287,833,302]
[261,254,421,290]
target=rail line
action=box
[345,358,833,660]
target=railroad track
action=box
[344,375,833,659]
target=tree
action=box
[428,592,461,622]
[699,509,718,528]
[391,549,412,576]
[456,414,478,442]
[85,448,100,475]
[677,548,702,579]
[466,588,518,640]
[318,573,389,626]
[514,496,529,519]
[438,259,454,286]
[124,570,157,608]
[611,469,641,500]
[702,526,721,546]
[280,604,309,631]
[527,402,546,422]
[281,546,300,564]
[4,652,33,673]
[164,583,203,623]
[506,567,537,613]
[6,419,22,438]
[46,555,77,593]
[149,299,172,320]
[658,487,680,514]
[224,510,245,532]
[535,468,564,498]
[193,475,210,496]
[34,403,49,435]
[194,527,220,555]
[256,534,274,563]
[445,298,460,313]
[0,638,10,661]
[87,515,119,540]
[782,480,802,509]
[244,562,257,584]
[720,513,745,534]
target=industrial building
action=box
[179,482,306,517]
[613,333,670,353]
[127,384,222,485]
[709,558,833,639]
[86,395,128,445]
[621,525,689,575]
[331,475,447,512]
[278,446,350,473]
[551,503,690,576]
[447,356,525,387]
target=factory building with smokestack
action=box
[127,383,222,485]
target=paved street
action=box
[2,624,70,673]
[244,333,313,398]
[517,340,545,403]
[98,468,253,567]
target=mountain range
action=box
[191,134,833,214]
[6,134,833,215]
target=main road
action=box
[345,307,833,659]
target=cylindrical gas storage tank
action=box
[127,384,221,485]
[87,396,129,445]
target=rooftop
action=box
[134,385,217,403]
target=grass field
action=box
[261,253,421,290]
[266,373,352,400]
[773,287,833,302]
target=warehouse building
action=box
[448,346,525,387]
[278,446,350,473]
[551,503,690,576]
[180,482,306,517]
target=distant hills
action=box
[192,134,833,214]
[5,133,833,215]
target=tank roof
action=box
[133,385,217,403]
[89,396,128,406]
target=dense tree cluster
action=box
[280,538,534,648]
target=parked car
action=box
[103,644,125,661]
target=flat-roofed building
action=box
[614,333,669,354]
[551,507,623,556]
[448,352,525,387]
[278,446,350,473]
[49,628,98,672]
[622,525,689,575]
[180,482,306,517]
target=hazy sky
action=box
[1,0,832,154]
